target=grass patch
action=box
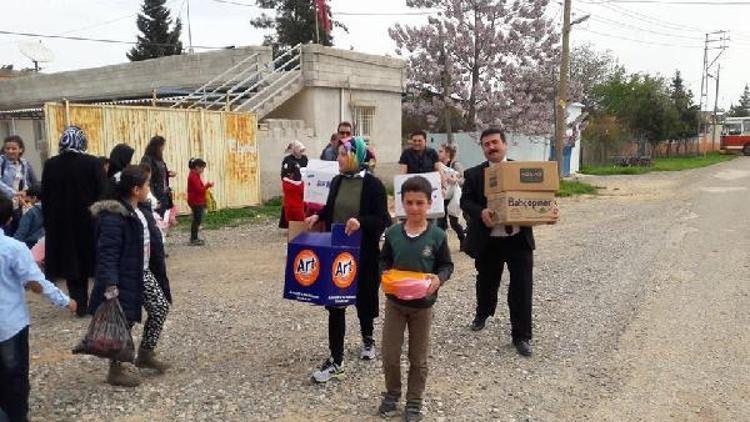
[581,152,736,176]
[176,197,282,230]
[557,180,598,197]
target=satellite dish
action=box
[18,40,55,71]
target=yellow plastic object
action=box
[205,190,217,213]
[381,269,429,296]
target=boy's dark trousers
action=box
[0,326,30,422]
[190,205,205,241]
[475,233,534,342]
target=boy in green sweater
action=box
[379,176,454,422]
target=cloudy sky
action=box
[1,0,748,110]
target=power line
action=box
[582,12,705,40]
[0,29,220,49]
[208,0,435,15]
[578,27,704,47]
[597,2,706,32]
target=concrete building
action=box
[0,44,406,200]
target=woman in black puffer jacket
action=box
[88,164,172,387]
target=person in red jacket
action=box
[187,158,213,246]
[282,166,304,223]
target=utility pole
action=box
[555,0,572,178]
[712,64,720,152]
[697,30,729,156]
[187,0,194,54]
[314,1,321,44]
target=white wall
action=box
[265,87,402,165]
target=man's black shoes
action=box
[470,317,487,332]
[513,339,533,357]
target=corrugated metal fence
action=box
[44,103,260,212]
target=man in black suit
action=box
[460,128,558,357]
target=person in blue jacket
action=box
[88,164,172,387]
[0,135,38,236]
[13,184,44,248]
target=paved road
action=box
[26,157,750,421]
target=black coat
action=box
[42,152,106,280]
[140,154,171,210]
[88,199,171,323]
[317,173,391,319]
[460,161,535,258]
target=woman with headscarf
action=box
[140,136,175,217]
[42,126,107,316]
[279,140,308,229]
[304,136,391,383]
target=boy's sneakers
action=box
[189,239,205,246]
[378,393,399,417]
[404,401,423,422]
[311,358,345,383]
[361,337,376,360]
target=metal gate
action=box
[44,102,260,211]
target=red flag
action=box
[315,0,331,36]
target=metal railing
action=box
[208,43,302,111]
[170,52,260,109]
[241,67,302,113]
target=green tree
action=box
[251,0,344,53]
[591,72,679,156]
[569,43,624,106]
[727,84,750,117]
[127,0,183,61]
[669,70,700,155]
[582,114,627,164]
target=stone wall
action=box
[301,44,404,94]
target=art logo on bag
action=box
[331,252,357,288]
[293,249,320,286]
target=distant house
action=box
[0,45,406,199]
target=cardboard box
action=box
[301,159,339,207]
[393,172,445,219]
[487,191,558,225]
[284,224,361,306]
[485,161,560,194]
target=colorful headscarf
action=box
[339,136,368,174]
[59,125,88,153]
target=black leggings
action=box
[190,205,205,241]
[326,307,374,365]
[66,278,89,317]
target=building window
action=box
[353,106,375,137]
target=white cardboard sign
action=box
[393,172,445,218]
[301,159,339,206]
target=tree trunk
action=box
[466,7,481,130]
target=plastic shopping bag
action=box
[205,190,217,213]
[382,269,431,301]
[447,185,462,218]
[72,298,135,362]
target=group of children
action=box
[0,125,217,421]
[0,136,46,257]
[3,129,449,422]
